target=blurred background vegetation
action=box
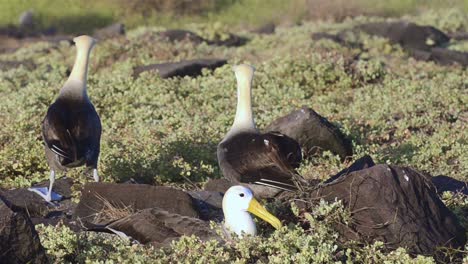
[1,0,467,34]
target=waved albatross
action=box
[29,35,102,202]
[93,185,281,244]
[217,64,304,197]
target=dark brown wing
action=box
[42,99,101,168]
[107,208,217,246]
[217,131,303,191]
[42,102,78,165]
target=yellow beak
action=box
[247,198,282,230]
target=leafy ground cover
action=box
[0,7,467,263]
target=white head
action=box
[60,35,97,99]
[222,185,281,236]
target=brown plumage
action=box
[43,98,101,171]
[30,35,101,202]
[217,64,304,196]
[218,131,302,191]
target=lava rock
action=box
[188,190,224,221]
[0,189,50,217]
[93,23,125,40]
[252,22,276,35]
[133,58,227,79]
[204,178,233,193]
[74,183,199,228]
[428,47,468,67]
[0,60,36,71]
[0,198,48,264]
[265,107,353,160]
[158,29,205,44]
[432,175,468,195]
[32,177,74,199]
[356,21,450,51]
[207,33,249,47]
[309,165,466,258]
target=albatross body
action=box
[30,35,101,202]
[79,185,281,243]
[217,64,303,196]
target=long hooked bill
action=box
[247,198,282,230]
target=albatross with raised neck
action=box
[217,64,303,196]
[29,35,102,202]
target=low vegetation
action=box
[0,4,467,263]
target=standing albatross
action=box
[217,64,304,197]
[29,35,102,202]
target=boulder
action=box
[188,190,224,221]
[252,22,276,35]
[0,60,36,71]
[307,164,466,258]
[206,33,248,47]
[204,178,233,193]
[432,175,468,195]
[133,58,227,79]
[265,107,353,160]
[74,183,199,228]
[0,178,75,218]
[356,21,450,51]
[0,198,48,264]
[158,29,205,44]
[93,23,125,40]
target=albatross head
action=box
[222,185,282,236]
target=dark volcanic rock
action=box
[188,190,224,221]
[204,178,233,193]
[157,29,248,47]
[432,175,468,195]
[158,29,205,44]
[265,107,353,160]
[93,23,125,40]
[104,207,217,247]
[74,183,199,227]
[207,33,249,47]
[252,22,276,35]
[0,60,36,71]
[0,189,50,217]
[315,22,467,67]
[428,47,468,67]
[33,177,74,199]
[309,165,466,257]
[133,58,227,79]
[356,21,450,51]
[0,199,48,264]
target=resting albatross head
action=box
[222,185,282,236]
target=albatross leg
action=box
[93,168,99,182]
[28,169,62,203]
[46,170,55,202]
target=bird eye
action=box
[239,193,244,197]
